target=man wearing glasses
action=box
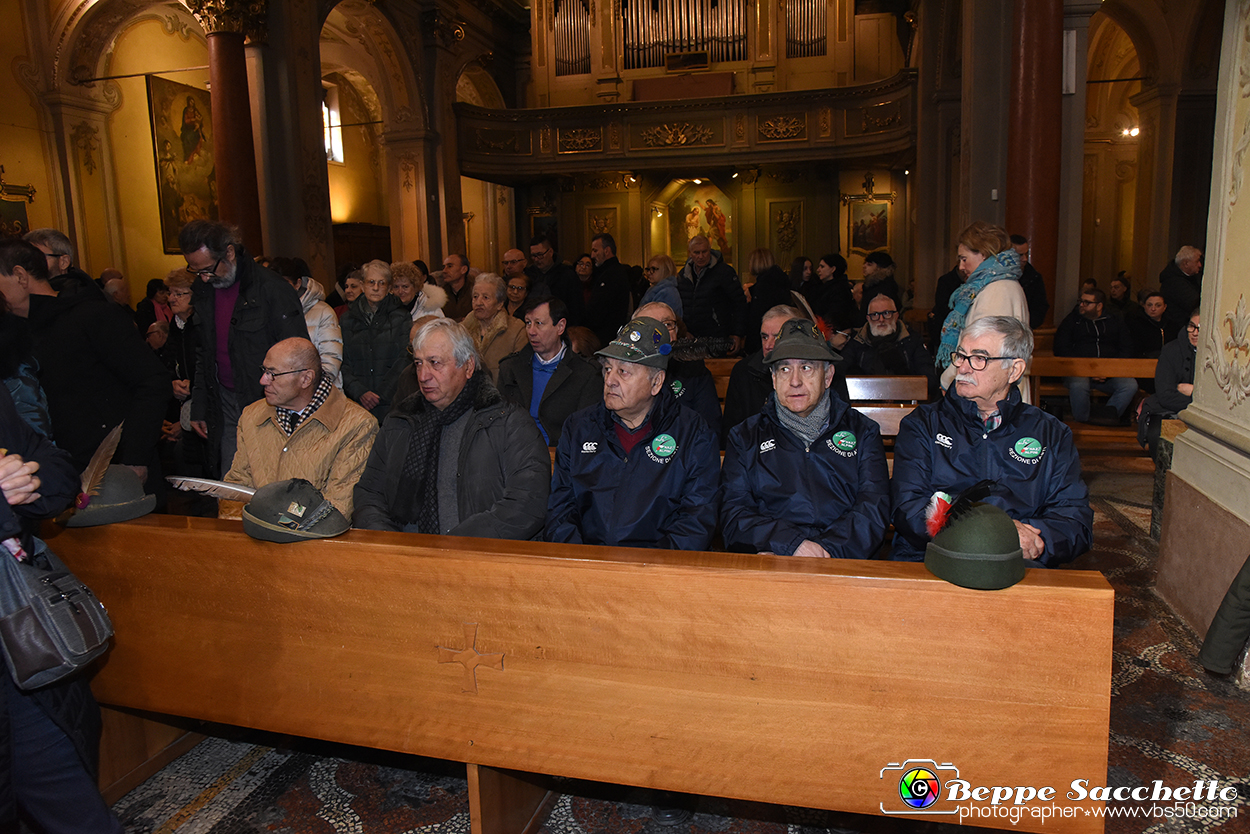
[179,219,308,477]
[890,316,1092,566]
[1054,287,1137,425]
[525,234,574,303]
[720,319,889,559]
[547,316,719,550]
[224,338,377,518]
[840,293,937,398]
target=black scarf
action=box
[400,374,482,532]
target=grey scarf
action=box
[776,389,831,447]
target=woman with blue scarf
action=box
[936,221,1033,400]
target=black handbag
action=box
[0,539,113,690]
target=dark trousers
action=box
[3,675,122,833]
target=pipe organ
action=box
[622,0,749,70]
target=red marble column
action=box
[1006,0,1062,324]
[207,30,264,252]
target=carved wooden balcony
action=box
[455,70,917,183]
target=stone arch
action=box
[456,63,506,109]
[56,0,203,95]
[320,0,428,132]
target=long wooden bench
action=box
[51,517,1114,833]
[1028,355,1158,454]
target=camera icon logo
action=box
[879,759,960,815]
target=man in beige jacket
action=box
[225,337,378,518]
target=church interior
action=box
[7,0,1250,829]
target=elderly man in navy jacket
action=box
[891,316,1092,567]
[547,316,720,550]
[720,319,890,558]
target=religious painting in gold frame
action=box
[666,182,733,265]
[848,200,888,255]
[147,75,219,253]
[0,166,35,240]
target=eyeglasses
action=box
[186,259,221,278]
[1186,323,1200,333]
[260,366,308,380]
[866,310,897,321]
[644,266,658,273]
[950,351,1012,371]
[167,289,192,298]
[507,284,527,292]
[503,258,526,266]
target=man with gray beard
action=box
[180,220,308,476]
[840,293,938,398]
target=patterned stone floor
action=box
[110,458,1250,834]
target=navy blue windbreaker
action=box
[890,385,1093,566]
[547,386,720,550]
[720,392,890,558]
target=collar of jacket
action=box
[394,372,504,418]
[466,307,513,347]
[256,384,349,433]
[760,386,848,443]
[346,291,403,320]
[853,321,908,346]
[942,381,1025,427]
[596,383,679,437]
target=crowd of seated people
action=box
[3,218,1209,563]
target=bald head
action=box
[261,337,322,410]
[502,249,527,278]
[635,302,679,343]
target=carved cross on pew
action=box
[437,623,504,693]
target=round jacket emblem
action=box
[671,380,684,396]
[651,434,677,457]
[1013,437,1043,460]
[832,430,857,451]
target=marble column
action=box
[186,0,266,251]
[1005,0,1062,313]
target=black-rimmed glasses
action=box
[187,260,221,278]
[260,366,308,379]
[950,351,1012,371]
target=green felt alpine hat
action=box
[924,503,1026,590]
[596,316,672,368]
[65,465,155,527]
[242,479,350,543]
[765,319,842,364]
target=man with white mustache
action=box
[890,316,1092,567]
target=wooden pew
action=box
[51,517,1114,834]
[1027,355,1158,454]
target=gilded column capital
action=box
[185,0,268,39]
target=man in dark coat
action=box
[891,316,1092,567]
[840,293,938,398]
[1158,245,1203,324]
[497,296,602,446]
[1010,234,1050,328]
[720,319,889,559]
[677,234,748,353]
[22,227,105,301]
[525,234,573,300]
[1127,292,1179,359]
[0,240,169,483]
[723,305,850,443]
[353,318,550,538]
[180,220,309,476]
[1054,287,1138,424]
[0,387,123,832]
[547,316,720,550]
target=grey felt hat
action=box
[242,479,350,543]
[924,503,1026,590]
[596,316,673,368]
[64,465,155,527]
